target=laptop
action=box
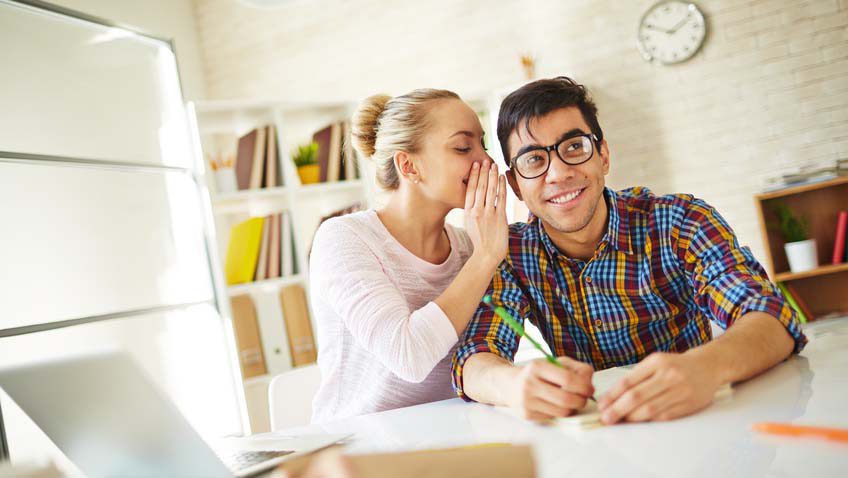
[0,350,349,477]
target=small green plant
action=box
[292,142,318,167]
[772,203,808,243]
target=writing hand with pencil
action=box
[482,296,595,422]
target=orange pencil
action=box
[753,422,848,444]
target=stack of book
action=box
[235,124,284,190]
[763,159,847,192]
[224,211,298,286]
[312,121,359,183]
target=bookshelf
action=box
[754,176,848,320]
[188,99,372,432]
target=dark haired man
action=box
[451,77,806,424]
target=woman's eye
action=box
[455,147,471,153]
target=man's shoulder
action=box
[616,186,714,220]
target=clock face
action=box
[638,1,706,65]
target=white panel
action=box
[0,161,214,329]
[0,304,241,469]
[0,1,191,167]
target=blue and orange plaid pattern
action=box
[452,187,807,399]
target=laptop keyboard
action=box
[224,450,295,471]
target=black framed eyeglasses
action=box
[509,133,600,179]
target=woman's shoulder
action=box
[313,209,384,252]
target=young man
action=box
[451,77,806,425]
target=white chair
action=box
[267,363,322,430]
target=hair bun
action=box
[351,94,391,159]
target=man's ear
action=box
[394,151,419,183]
[506,169,523,201]
[599,139,611,175]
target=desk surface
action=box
[265,318,848,477]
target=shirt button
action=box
[585,276,593,284]
[594,319,603,328]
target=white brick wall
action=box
[192,0,848,264]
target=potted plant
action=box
[293,142,320,185]
[773,204,817,273]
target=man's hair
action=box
[497,76,604,164]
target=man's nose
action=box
[545,153,577,183]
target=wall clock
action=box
[638,1,707,65]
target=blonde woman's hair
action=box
[351,89,460,190]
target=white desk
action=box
[263,318,848,477]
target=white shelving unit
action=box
[188,99,373,432]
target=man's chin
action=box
[539,208,593,234]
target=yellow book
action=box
[225,217,265,285]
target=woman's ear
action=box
[394,151,420,184]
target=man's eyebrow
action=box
[513,128,587,158]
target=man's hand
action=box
[507,356,594,422]
[598,351,722,424]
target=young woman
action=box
[309,89,509,422]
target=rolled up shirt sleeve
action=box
[451,262,529,401]
[676,199,807,353]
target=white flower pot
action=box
[784,239,818,273]
[214,168,237,194]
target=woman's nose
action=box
[476,149,494,164]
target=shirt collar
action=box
[605,187,634,255]
[531,187,633,258]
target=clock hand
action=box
[668,13,691,34]
[643,23,671,34]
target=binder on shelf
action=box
[326,122,342,182]
[225,216,265,285]
[254,216,272,281]
[833,211,847,264]
[229,294,267,379]
[268,213,281,279]
[253,292,293,374]
[249,126,267,189]
[313,121,345,183]
[281,210,294,277]
[235,129,259,190]
[264,124,279,189]
[279,284,317,366]
[312,124,333,183]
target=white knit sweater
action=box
[309,209,474,423]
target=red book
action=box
[833,211,848,264]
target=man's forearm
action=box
[686,311,795,384]
[461,352,520,406]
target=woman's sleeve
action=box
[310,219,459,382]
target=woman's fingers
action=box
[464,162,481,210]
[497,175,507,212]
[474,162,490,209]
[485,162,498,208]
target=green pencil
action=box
[482,295,596,401]
[482,295,561,367]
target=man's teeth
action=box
[549,189,583,204]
